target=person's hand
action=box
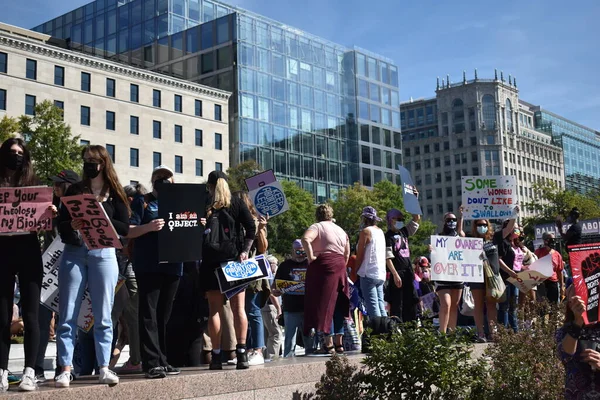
[568,293,586,325]
[147,219,165,232]
[239,251,249,262]
[258,214,269,229]
[514,205,520,214]
[459,205,464,215]
[272,289,282,297]
[561,286,566,300]
[308,255,317,264]
[413,187,419,198]
[581,349,600,369]
[48,204,58,218]
[428,244,433,253]
[200,218,207,226]
[509,270,519,279]
[71,219,84,230]
[393,274,402,288]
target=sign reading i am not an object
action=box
[461,176,518,220]
[0,186,53,233]
[245,170,289,218]
[430,235,484,283]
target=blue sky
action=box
[3,0,599,129]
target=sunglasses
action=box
[476,223,488,227]
[295,250,306,256]
[446,218,457,222]
[514,229,522,235]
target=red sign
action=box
[570,243,600,325]
[0,186,53,233]
[61,194,122,250]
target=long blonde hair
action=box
[211,177,231,210]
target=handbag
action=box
[460,286,475,316]
[483,258,507,303]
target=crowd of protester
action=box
[0,140,597,398]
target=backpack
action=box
[204,207,240,262]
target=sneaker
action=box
[35,374,46,384]
[19,368,37,392]
[164,365,180,376]
[7,371,20,385]
[118,359,143,374]
[98,369,119,385]
[145,367,166,379]
[1,369,8,392]
[209,352,223,371]
[226,357,238,365]
[475,336,487,344]
[54,371,73,388]
[236,349,249,370]
[248,352,265,366]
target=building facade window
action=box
[130,116,139,135]
[153,89,161,107]
[0,52,7,74]
[505,98,513,131]
[174,95,182,112]
[195,159,203,176]
[54,66,65,86]
[25,95,36,115]
[130,148,139,167]
[54,101,64,118]
[81,72,91,92]
[26,59,37,80]
[106,144,115,163]
[0,89,6,110]
[452,98,464,133]
[195,99,202,116]
[130,84,139,102]
[195,129,203,146]
[80,140,90,146]
[153,120,161,139]
[214,104,222,121]
[106,111,115,130]
[215,162,223,171]
[153,152,161,168]
[81,106,90,125]
[482,95,495,129]
[215,133,222,150]
[174,125,183,142]
[175,155,183,173]
[106,78,116,97]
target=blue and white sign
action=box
[222,259,265,282]
[246,170,289,217]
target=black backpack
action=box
[204,207,240,262]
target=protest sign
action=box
[420,292,438,316]
[216,255,270,294]
[461,176,518,220]
[61,194,122,249]
[534,218,600,240]
[157,184,206,263]
[0,186,53,233]
[397,165,422,215]
[245,170,289,217]
[570,243,600,325]
[276,280,305,295]
[507,254,553,293]
[430,235,484,283]
[39,237,65,311]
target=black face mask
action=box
[153,178,171,193]
[83,162,101,179]
[546,239,556,249]
[5,153,24,171]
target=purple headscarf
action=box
[386,208,404,230]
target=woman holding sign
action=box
[0,138,52,392]
[55,145,130,388]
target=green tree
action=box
[0,115,19,144]
[226,160,263,192]
[268,180,316,257]
[19,100,82,181]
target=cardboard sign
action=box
[276,279,305,295]
[222,258,264,282]
[216,255,270,294]
[507,254,554,293]
[76,277,127,332]
[245,170,289,217]
[534,219,600,240]
[430,235,484,283]
[39,237,65,310]
[61,194,122,249]
[157,184,206,263]
[461,176,518,220]
[397,165,422,215]
[0,186,53,233]
[570,243,600,325]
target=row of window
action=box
[404,152,479,171]
[0,52,223,121]
[504,152,561,175]
[78,140,223,176]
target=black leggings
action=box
[0,234,43,370]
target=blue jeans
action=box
[498,282,519,332]
[246,291,265,349]
[359,277,387,317]
[283,312,314,357]
[57,245,118,368]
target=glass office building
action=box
[33,0,402,201]
[534,109,600,193]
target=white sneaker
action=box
[18,368,37,392]
[248,352,265,366]
[0,369,8,392]
[99,369,119,385]
[55,371,72,388]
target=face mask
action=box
[83,162,101,179]
[446,221,457,230]
[395,221,404,230]
[422,270,431,280]
[546,239,556,248]
[153,178,171,192]
[477,225,488,235]
[5,153,24,171]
